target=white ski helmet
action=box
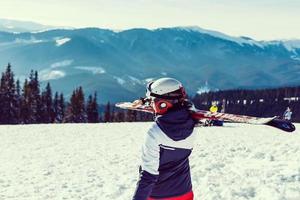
[146,77,186,114]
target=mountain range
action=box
[0,18,68,33]
[0,19,300,102]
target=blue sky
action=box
[0,0,299,40]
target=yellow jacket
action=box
[210,105,218,113]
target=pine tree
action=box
[53,92,65,123]
[115,111,125,122]
[20,79,30,124]
[19,70,42,124]
[26,70,42,123]
[0,72,4,123]
[15,79,22,123]
[41,83,54,123]
[58,93,65,123]
[126,110,137,122]
[65,87,87,123]
[111,106,115,122]
[53,92,59,123]
[0,63,19,124]
[104,102,111,122]
[87,93,99,123]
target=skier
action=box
[220,99,226,113]
[209,102,218,113]
[283,107,292,121]
[206,102,223,126]
[132,78,196,200]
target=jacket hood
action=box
[155,108,195,141]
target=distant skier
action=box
[283,107,292,121]
[220,99,226,113]
[132,78,196,200]
[209,102,218,113]
[206,102,223,126]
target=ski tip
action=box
[266,118,296,132]
[115,102,131,108]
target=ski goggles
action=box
[146,81,154,98]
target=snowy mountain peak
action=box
[282,40,300,52]
[176,26,264,48]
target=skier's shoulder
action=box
[147,123,161,137]
[145,123,168,144]
[147,121,196,149]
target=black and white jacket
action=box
[133,107,196,200]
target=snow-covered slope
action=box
[178,26,264,47]
[0,123,299,200]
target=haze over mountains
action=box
[0,18,68,33]
[0,19,300,102]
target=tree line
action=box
[3,63,299,124]
[0,64,100,124]
[192,87,300,122]
[0,64,153,124]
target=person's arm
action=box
[132,126,160,200]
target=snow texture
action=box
[197,81,210,94]
[75,66,106,74]
[128,76,142,85]
[0,123,299,200]
[114,76,126,85]
[282,40,300,52]
[178,26,264,48]
[51,60,73,68]
[14,37,44,44]
[56,38,71,46]
[40,70,66,81]
[144,78,154,83]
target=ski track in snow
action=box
[0,123,299,200]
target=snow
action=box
[175,26,300,53]
[144,78,154,83]
[75,66,106,74]
[40,70,66,81]
[197,81,210,94]
[0,37,44,47]
[282,40,300,52]
[14,37,44,44]
[128,76,142,85]
[291,55,300,61]
[114,76,143,86]
[55,38,71,46]
[0,123,299,200]
[262,40,300,54]
[114,76,126,85]
[51,60,73,68]
[178,26,264,48]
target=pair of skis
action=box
[115,101,296,132]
